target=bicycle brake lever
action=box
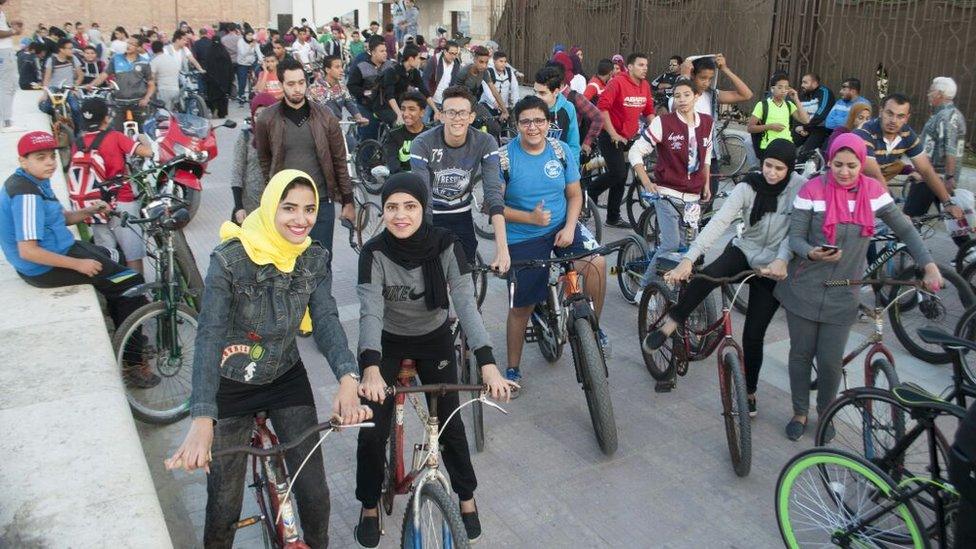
[479,397,509,415]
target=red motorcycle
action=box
[142,109,236,220]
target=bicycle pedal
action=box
[232,515,263,530]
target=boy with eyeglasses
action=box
[409,85,510,274]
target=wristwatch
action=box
[941,198,955,209]
[345,372,361,382]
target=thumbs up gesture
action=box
[531,200,551,227]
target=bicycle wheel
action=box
[720,350,752,477]
[815,387,951,535]
[530,301,563,363]
[776,448,929,549]
[625,179,647,229]
[355,201,383,251]
[954,304,976,385]
[637,204,659,253]
[615,235,649,303]
[889,262,976,364]
[354,139,384,194]
[456,332,485,452]
[685,288,721,359]
[954,238,976,276]
[637,280,677,381]
[112,302,197,424]
[573,317,618,455]
[401,482,470,549]
[580,196,603,244]
[185,93,211,119]
[171,230,204,312]
[866,356,899,392]
[473,209,495,240]
[715,134,748,177]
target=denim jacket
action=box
[189,239,357,420]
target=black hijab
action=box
[745,138,796,226]
[380,173,455,311]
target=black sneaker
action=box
[355,509,381,548]
[460,507,482,543]
[748,395,757,418]
[605,218,632,229]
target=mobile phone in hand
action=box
[820,245,840,254]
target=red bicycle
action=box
[379,361,506,548]
[211,414,373,548]
[638,270,755,477]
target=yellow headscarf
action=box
[218,169,319,273]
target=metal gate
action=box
[495,0,976,145]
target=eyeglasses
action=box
[518,118,549,128]
[442,109,472,119]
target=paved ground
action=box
[133,100,974,548]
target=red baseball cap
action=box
[17,131,58,157]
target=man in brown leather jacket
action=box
[254,56,354,253]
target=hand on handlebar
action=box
[335,374,373,425]
[358,366,387,404]
[554,225,575,248]
[663,258,694,284]
[759,258,788,281]
[85,200,110,216]
[490,247,511,275]
[922,263,943,293]
[946,203,964,221]
[165,417,214,473]
[481,364,517,402]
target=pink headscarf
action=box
[821,132,877,245]
[611,54,626,74]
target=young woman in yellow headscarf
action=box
[166,169,371,547]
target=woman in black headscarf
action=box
[352,173,516,548]
[202,34,233,117]
[642,139,805,414]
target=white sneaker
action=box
[632,289,643,306]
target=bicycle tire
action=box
[530,302,563,363]
[112,302,197,424]
[171,230,204,312]
[775,447,929,549]
[637,204,659,252]
[954,238,976,276]
[382,414,399,516]
[637,280,677,381]
[889,262,976,364]
[581,196,603,244]
[720,351,752,477]
[473,210,495,240]
[354,139,384,194]
[814,386,952,536]
[615,235,648,303]
[457,332,485,452]
[963,259,976,293]
[355,201,383,252]
[401,482,470,549]
[866,356,899,392]
[715,133,748,177]
[954,304,976,385]
[625,179,646,229]
[685,288,721,360]
[573,317,618,455]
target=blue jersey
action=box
[502,136,581,244]
[0,169,75,276]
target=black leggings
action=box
[355,352,477,507]
[588,132,631,223]
[667,244,780,393]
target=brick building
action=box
[4,0,271,38]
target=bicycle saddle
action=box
[916,327,976,353]
[891,382,966,419]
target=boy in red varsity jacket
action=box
[628,78,713,276]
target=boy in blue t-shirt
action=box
[499,96,605,396]
[0,131,155,387]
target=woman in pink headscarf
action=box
[611,54,625,77]
[773,132,941,442]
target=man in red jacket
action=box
[587,52,655,228]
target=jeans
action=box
[205,405,330,548]
[356,354,477,507]
[0,49,16,124]
[308,199,336,262]
[357,103,380,141]
[433,210,477,264]
[667,244,780,393]
[641,195,695,283]
[588,132,631,223]
[786,311,852,416]
[235,64,252,99]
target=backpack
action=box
[751,97,796,159]
[499,137,568,183]
[67,131,114,224]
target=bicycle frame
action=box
[248,415,307,547]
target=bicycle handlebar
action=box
[509,238,633,270]
[211,418,374,458]
[387,383,486,396]
[823,279,924,288]
[693,270,763,284]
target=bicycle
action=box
[776,380,969,548]
[712,110,751,178]
[637,270,754,476]
[110,194,200,425]
[43,82,77,169]
[513,238,632,455]
[176,70,210,119]
[212,416,374,548]
[380,375,507,548]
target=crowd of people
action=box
[0,1,974,546]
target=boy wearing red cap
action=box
[0,131,156,387]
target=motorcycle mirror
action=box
[222,120,238,129]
